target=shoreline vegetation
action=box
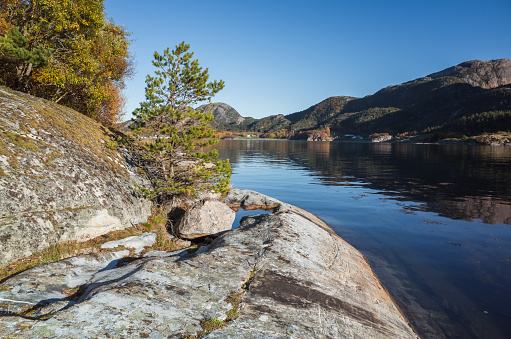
[218,131,511,146]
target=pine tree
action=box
[132,42,231,203]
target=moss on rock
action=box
[0,87,152,266]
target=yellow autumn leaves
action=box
[0,0,132,126]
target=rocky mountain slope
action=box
[425,58,511,89]
[215,58,511,138]
[198,102,246,128]
[0,87,151,266]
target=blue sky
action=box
[104,0,511,120]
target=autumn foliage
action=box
[0,0,133,126]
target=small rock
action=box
[176,199,235,239]
[175,239,192,248]
[143,248,189,258]
[101,232,157,254]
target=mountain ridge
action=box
[212,58,511,139]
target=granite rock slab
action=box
[0,193,417,338]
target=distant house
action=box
[343,134,363,140]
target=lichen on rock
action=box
[0,88,152,266]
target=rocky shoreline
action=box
[1,89,417,337]
[0,189,418,338]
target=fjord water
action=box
[214,140,511,339]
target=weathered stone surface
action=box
[176,199,235,239]
[0,251,129,314]
[101,232,157,254]
[0,88,152,266]
[0,194,417,338]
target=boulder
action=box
[0,193,417,338]
[0,88,152,266]
[225,187,283,209]
[175,199,235,239]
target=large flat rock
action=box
[0,195,417,338]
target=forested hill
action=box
[215,58,511,140]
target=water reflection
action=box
[211,139,511,339]
[217,140,511,225]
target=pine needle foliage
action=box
[132,42,231,203]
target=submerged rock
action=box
[176,199,235,239]
[0,192,417,338]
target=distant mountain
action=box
[118,102,246,133]
[330,59,511,136]
[198,102,245,126]
[214,58,511,139]
[285,96,355,131]
[121,59,511,140]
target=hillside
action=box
[197,102,246,128]
[213,58,511,140]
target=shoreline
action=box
[0,189,419,338]
[222,137,511,146]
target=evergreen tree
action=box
[132,42,231,203]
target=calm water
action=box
[214,140,511,339]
